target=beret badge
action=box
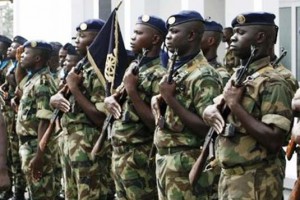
[236,15,246,25]
[80,23,88,31]
[141,15,150,22]
[30,41,37,48]
[168,16,176,25]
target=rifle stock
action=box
[286,138,297,160]
[189,46,257,187]
[38,57,87,152]
[289,178,300,200]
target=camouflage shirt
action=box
[112,57,166,144]
[60,61,106,128]
[274,62,299,95]
[217,57,293,168]
[154,52,223,148]
[208,57,230,87]
[17,67,57,136]
[223,47,240,76]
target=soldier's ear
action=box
[152,34,161,45]
[35,55,42,63]
[256,31,266,44]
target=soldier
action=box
[0,111,11,191]
[202,12,294,199]
[58,43,72,70]
[0,35,12,80]
[222,27,240,75]
[49,19,112,200]
[151,10,223,199]
[17,40,57,199]
[5,35,27,200]
[104,15,167,200]
[201,20,230,86]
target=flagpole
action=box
[116,0,122,11]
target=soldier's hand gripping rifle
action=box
[91,49,149,156]
[189,46,257,187]
[152,49,178,128]
[39,57,88,152]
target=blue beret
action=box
[0,35,12,45]
[66,44,77,55]
[231,12,276,27]
[23,40,53,52]
[166,10,204,29]
[204,20,223,33]
[136,15,168,36]
[76,19,106,32]
[13,35,27,45]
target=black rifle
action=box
[189,46,257,187]
[91,49,149,156]
[157,49,178,128]
[39,57,88,152]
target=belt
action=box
[19,135,37,144]
[112,142,151,155]
[222,160,276,175]
[65,123,93,134]
[157,146,197,156]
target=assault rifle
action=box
[156,49,178,128]
[39,57,88,152]
[189,46,257,187]
[91,49,149,156]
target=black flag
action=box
[87,5,128,96]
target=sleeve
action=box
[193,74,223,117]
[261,81,293,133]
[36,75,57,120]
[89,72,106,114]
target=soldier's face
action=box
[63,54,79,72]
[130,24,155,54]
[74,31,97,56]
[230,26,256,59]
[7,42,20,59]
[20,48,38,69]
[58,48,67,67]
[165,23,190,54]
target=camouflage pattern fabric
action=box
[17,67,57,199]
[154,52,223,199]
[274,63,298,98]
[223,48,240,76]
[219,159,284,200]
[216,57,293,199]
[208,57,230,87]
[60,61,112,200]
[111,57,165,199]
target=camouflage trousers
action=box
[3,108,26,195]
[156,148,217,200]
[19,138,55,200]
[112,142,157,200]
[62,126,112,200]
[218,160,284,200]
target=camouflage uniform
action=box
[223,47,240,76]
[216,57,293,200]
[154,52,223,200]
[5,60,27,199]
[273,61,299,179]
[208,57,230,87]
[16,67,57,200]
[60,61,111,200]
[111,57,165,200]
